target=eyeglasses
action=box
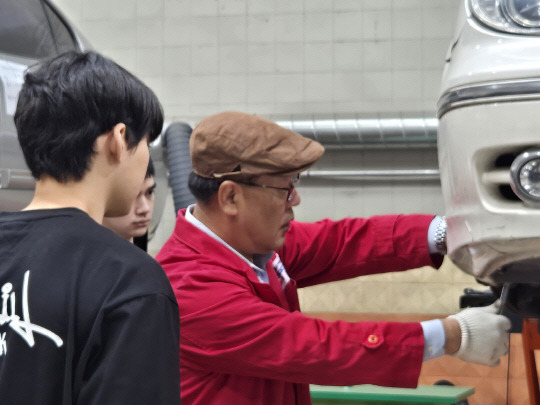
[236,174,300,202]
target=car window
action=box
[0,0,76,59]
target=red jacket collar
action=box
[169,208,268,283]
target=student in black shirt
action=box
[0,51,180,404]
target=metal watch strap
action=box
[434,216,447,255]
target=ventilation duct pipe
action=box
[301,169,440,182]
[276,116,440,182]
[163,122,195,214]
[275,116,438,149]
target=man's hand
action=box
[442,300,511,367]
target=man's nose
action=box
[288,188,301,207]
[135,197,151,215]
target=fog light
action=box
[510,150,540,206]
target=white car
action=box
[438,0,540,305]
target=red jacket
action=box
[157,211,439,405]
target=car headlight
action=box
[510,149,540,205]
[470,0,540,34]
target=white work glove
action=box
[448,300,511,367]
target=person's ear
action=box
[217,180,242,216]
[107,123,128,162]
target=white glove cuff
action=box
[448,314,469,357]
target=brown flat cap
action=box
[190,111,324,179]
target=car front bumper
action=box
[438,95,540,285]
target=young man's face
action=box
[237,173,301,255]
[108,137,150,217]
[103,175,156,240]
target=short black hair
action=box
[146,158,155,179]
[14,51,164,182]
[188,171,220,205]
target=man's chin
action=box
[273,236,287,251]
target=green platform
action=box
[310,384,474,405]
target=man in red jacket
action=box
[157,111,510,405]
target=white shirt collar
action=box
[184,204,271,282]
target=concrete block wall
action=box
[55,0,457,120]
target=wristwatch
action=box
[434,216,447,255]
